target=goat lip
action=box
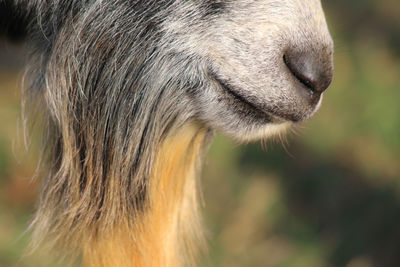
[210,73,296,123]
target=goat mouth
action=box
[210,72,297,123]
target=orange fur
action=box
[82,124,207,267]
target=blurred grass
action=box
[1,1,400,266]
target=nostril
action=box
[283,51,333,94]
[283,55,316,93]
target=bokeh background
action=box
[0,1,399,266]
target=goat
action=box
[1,0,334,266]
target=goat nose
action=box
[284,48,334,94]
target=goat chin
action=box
[2,0,333,266]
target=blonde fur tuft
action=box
[82,124,208,266]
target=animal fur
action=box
[1,0,334,266]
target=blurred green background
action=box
[0,1,399,266]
